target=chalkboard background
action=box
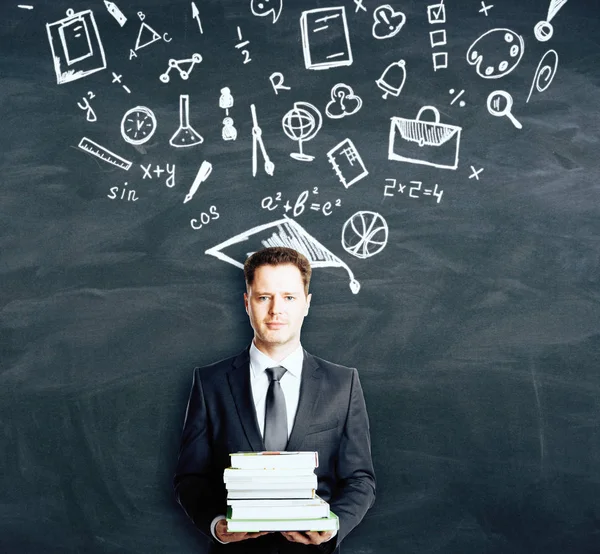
[2,0,600,552]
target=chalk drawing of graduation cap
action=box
[205,216,360,294]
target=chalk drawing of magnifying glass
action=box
[486,90,522,130]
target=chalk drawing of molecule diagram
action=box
[160,53,203,83]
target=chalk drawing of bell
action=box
[376,59,406,99]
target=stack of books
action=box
[225,451,339,532]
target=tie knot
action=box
[266,366,287,382]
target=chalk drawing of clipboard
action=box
[46,8,107,85]
[388,106,462,170]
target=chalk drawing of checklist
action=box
[46,8,107,85]
[300,7,353,70]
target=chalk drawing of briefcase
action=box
[388,106,462,170]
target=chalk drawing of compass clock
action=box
[120,106,157,145]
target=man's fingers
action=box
[281,531,311,544]
[281,530,335,545]
[247,531,271,538]
[307,530,335,541]
[217,528,271,543]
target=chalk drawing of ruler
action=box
[78,137,132,170]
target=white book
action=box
[224,468,316,479]
[226,510,339,532]
[228,496,326,507]
[229,497,330,520]
[230,451,319,470]
[224,475,317,488]
[227,488,316,500]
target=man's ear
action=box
[244,292,249,314]
[305,293,312,315]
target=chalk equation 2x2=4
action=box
[384,179,444,203]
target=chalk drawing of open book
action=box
[388,106,462,170]
[205,216,360,294]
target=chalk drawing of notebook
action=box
[300,7,353,70]
[327,138,369,188]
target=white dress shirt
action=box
[211,342,304,541]
[249,341,304,439]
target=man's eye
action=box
[285,296,295,301]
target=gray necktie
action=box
[264,366,288,451]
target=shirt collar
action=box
[249,341,304,379]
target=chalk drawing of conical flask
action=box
[376,59,406,99]
[170,94,204,148]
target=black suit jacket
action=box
[174,347,376,553]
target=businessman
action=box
[174,247,375,553]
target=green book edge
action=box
[226,508,339,530]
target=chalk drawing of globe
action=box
[282,102,322,161]
[282,107,315,141]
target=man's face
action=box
[244,264,311,355]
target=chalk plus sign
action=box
[479,1,494,16]
[154,166,165,177]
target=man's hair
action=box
[244,247,312,295]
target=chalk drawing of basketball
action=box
[341,211,388,259]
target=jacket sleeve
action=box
[173,368,224,542]
[324,368,376,553]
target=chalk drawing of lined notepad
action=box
[327,138,368,188]
[300,7,353,70]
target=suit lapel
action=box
[286,350,322,452]
[227,348,264,452]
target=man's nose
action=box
[269,296,284,314]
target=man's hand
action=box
[281,530,336,545]
[215,519,271,543]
